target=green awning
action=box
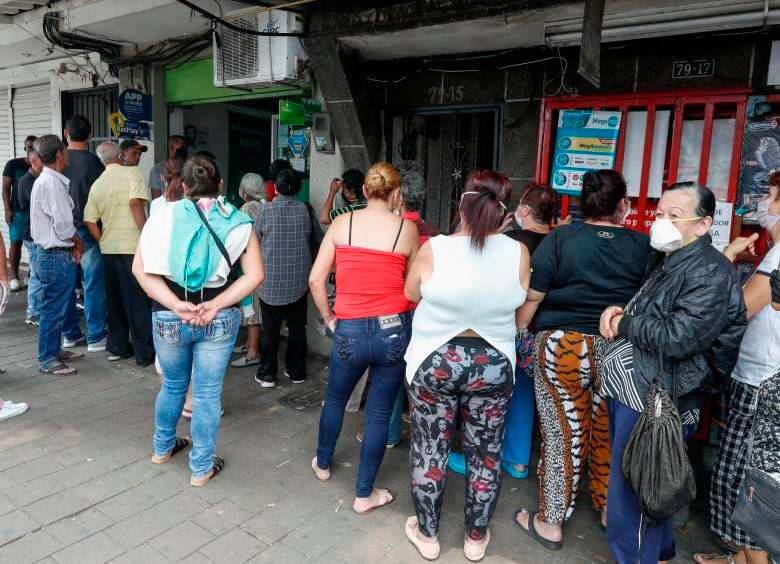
[165,58,308,106]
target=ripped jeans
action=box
[152,307,240,478]
[316,312,411,497]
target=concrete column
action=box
[304,35,379,171]
[151,66,168,164]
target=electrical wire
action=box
[172,0,304,37]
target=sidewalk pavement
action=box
[0,288,717,563]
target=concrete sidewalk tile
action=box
[6,459,109,506]
[280,518,357,559]
[240,506,305,546]
[0,510,40,545]
[0,494,15,518]
[94,471,186,522]
[179,552,215,564]
[0,529,63,563]
[192,499,252,536]
[51,532,125,564]
[72,473,135,505]
[199,527,268,563]
[246,542,306,564]
[23,490,93,526]
[148,520,214,561]
[109,543,170,563]
[45,508,114,546]
[104,490,209,549]
[4,455,64,484]
[0,443,45,472]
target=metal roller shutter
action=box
[13,83,51,155]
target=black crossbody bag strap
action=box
[192,202,239,283]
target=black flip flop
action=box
[191,456,225,487]
[513,510,563,551]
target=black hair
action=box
[580,169,627,220]
[64,115,92,142]
[275,168,301,196]
[519,183,558,224]
[269,159,292,181]
[195,150,216,161]
[666,182,717,218]
[33,135,65,166]
[341,169,366,201]
[24,135,37,145]
[182,156,221,198]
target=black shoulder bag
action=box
[621,357,697,523]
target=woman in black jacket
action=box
[599,182,747,564]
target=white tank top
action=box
[404,234,527,384]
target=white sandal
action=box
[405,516,440,561]
[464,530,491,562]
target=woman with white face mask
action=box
[599,182,747,564]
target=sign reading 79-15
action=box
[551,109,621,196]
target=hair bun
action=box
[366,173,386,188]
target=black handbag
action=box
[731,432,780,557]
[621,365,697,523]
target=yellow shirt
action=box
[83,164,148,255]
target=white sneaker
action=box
[62,336,86,349]
[8,279,21,292]
[87,338,107,352]
[0,401,28,422]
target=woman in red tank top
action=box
[309,162,419,515]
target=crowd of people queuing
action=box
[0,112,778,563]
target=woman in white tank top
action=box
[402,170,530,562]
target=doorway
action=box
[61,86,119,152]
[389,106,500,233]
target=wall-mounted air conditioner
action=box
[213,9,306,88]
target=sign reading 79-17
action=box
[551,109,621,196]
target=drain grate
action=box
[278,383,326,411]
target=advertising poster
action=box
[551,109,621,195]
[737,115,780,220]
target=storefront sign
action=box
[551,109,621,195]
[108,112,151,141]
[278,98,320,126]
[710,201,733,251]
[118,89,153,122]
[737,115,780,219]
[287,130,309,158]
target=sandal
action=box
[693,554,738,564]
[39,364,77,375]
[353,488,395,515]
[151,436,192,464]
[501,460,529,479]
[513,510,562,551]
[405,516,440,561]
[58,351,83,362]
[311,456,331,481]
[464,530,491,562]
[191,456,225,487]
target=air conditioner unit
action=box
[213,9,306,88]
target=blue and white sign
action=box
[287,130,309,159]
[551,109,621,195]
[118,120,151,141]
[118,89,153,122]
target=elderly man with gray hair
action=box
[230,172,267,367]
[83,140,154,365]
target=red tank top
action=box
[333,214,411,319]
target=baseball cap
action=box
[119,139,148,152]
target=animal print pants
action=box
[408,337,513,539]
[534,330,610,524]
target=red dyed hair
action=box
[460,170,512,251]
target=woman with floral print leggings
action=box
[408,340,513,545]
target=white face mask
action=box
[650,218,684,252]
[757,198,780,231]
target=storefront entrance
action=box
[389,106,500,233]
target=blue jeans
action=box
[503,365,535,466]
[152,308,240,478]
[24,241,43,319]
[71,226,106,344]
[606,398,696,564]
[317,313,411,497]
[36,248,80,370]
[387,386,405,446]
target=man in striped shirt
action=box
[30,135,84,375]
[318,169,366,225]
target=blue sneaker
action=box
[501,459,529,479]
[447,452,466,476]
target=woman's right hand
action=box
[172,300,199,323]
[600,305,624,339]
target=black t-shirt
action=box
[63,150,104,225]
[16,172,36,241]
[2,157,29,212]
[504,228,547,256]
[530,222,650,335]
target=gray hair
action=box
[240,172,265,201]
[33,135,65,166]
[96,141,121,165]
[400,170,426,212]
